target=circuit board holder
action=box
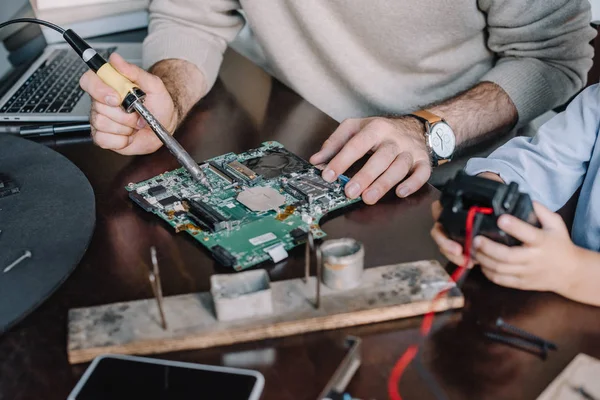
[125,141,361,271]
[67,260,464,364]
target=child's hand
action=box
[430,201,475,268]
[473,202,580,294]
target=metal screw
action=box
[3,250,32,273]
[496,317,557,350]
[484,331,548,359]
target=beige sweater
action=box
[143,0,595,125]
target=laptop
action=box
[0,0,142,124]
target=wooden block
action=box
[68,260,463,364]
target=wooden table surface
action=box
[1,51,600,400]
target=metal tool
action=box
[149,246,168,330]
[129,102,211,189]
[318,336,362,400]
[496,317,557,350]
[316,243,323,309]
[63,27,212,189]
[3,250,32,273]
[484,331,550,359]
[0,20,211,187]
[304,231,323,308]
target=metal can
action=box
[320,238,364,290]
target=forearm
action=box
[149,59,207,127]
[560,248,600,307]
[427,81,518,149]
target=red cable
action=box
[387,206,493,400]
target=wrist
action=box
[555,244,586,297]
[405,110,456,167]
[149,59,206,131]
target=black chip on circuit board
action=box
[147,185,167,196]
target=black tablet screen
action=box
[72,357,260,400]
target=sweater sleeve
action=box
[143,0,244,92]
[464,84,600,211]
[477,0,596,126]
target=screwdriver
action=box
[64,29,213,190]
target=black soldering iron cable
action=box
[0,18,65,34]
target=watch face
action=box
[429,122,455,159]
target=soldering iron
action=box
[0,18,213,190]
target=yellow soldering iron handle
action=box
[96,63,138,103]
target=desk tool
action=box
[0,134,95,334]
[67,260,463,364]
[483,317,558,359]
[0,18,210,188]
[318,336,362,400]
[148,246,167,330]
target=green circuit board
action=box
[126,141,360,271]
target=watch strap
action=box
[410,109,443,125]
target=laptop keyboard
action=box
[0,47,116,114]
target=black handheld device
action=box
[438,171,539,246]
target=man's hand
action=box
[473,202,580,295]
[309,116,431,204]
[79,53,177,155]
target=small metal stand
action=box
[304,231,323,309]
[149,246,168,330]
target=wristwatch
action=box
[409,110,456,167]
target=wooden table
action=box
[1,50,600,400]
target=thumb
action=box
[532,201,564,230]
[108,53,164,93]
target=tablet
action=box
[67,354,265,400]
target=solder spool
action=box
[320,238,364,290]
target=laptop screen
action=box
[0,0,47,99]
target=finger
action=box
[80,70,120,106]
[92,130,132,151]
[92,101,142,130]
[474,251,527,276]
[497,214,544,246]
[108,53,165,93]
[310,118,362,165]
[431,201,443,221]
[481,268,524,290]
[395,159,431,198]
[322,122,384,182]
[442,248,470,267]
[363,152,413,204]
[431,223,463,257]
[113,129,163,156]
[361,152,413,204]
[473,236,531,264]
[344,143,398,200]
[90,111,134,136]
[532,201,565,230]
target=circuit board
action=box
[126,141,361,271]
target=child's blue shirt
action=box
[465,84,600,251]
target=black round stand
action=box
[0,135,95,333]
